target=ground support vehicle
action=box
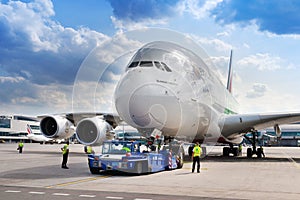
[88,140,183,174]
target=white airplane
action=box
[39,41,300,158]
[26,124,54,143]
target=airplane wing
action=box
[38,112,122,127]
[64,112,121,127]
[220,112,300,141]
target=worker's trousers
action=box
[62,153,69,167]
[192,156,200,172]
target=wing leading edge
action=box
[220,112,300,142]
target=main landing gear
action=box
[244,130,264,158]
[222,143,240,157]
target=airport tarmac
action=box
[0,143,299,200]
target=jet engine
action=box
[75,116,113,146]
[40,115,75,139]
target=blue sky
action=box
[0,0,300,115]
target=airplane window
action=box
[161,62,172,72]
[154,61,165,71]
[128,61,139,68]
[140,61,153,67]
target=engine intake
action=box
[76,117,113,146]
[40,116,74,139]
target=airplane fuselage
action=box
[114,41,238,141]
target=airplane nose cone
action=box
[115,74,180,130]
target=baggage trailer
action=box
[88,140,183,174]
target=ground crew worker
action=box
[17,141,24,153]
[122,145,131,153]
[239,144,243,156]
[86,145,94,154]
[192,142,202,173]
[61,141,69,169]
[260,145,265,158]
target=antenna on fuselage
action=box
[226,50,233,93]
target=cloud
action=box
[0,75,38,104]
[196,36,233,52]
[177,0,222,19]
[111,16,168,32]
[0,0,109,85]
[246,83,268,98]
[0,76,25,83]
[237,53,283,71]
[211,0,300,35]
[0,0,115,114]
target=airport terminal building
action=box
[262,123,300,147]
[0,115,41,142]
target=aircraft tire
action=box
[247,148,252,158]
[89,167,100,174]
[233,147,239,157]
[176,146,184,169]
[257,148,262,158]
[223,147,230,157]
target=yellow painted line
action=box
[45,175,111,188]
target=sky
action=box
[0,0,300,116]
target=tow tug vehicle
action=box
[88,140,184,174]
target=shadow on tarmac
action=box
[6,149,85,157]
[200,155,300,163]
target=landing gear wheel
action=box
[247,148,252,158]
[257,148,262,158]
[89,167,100,174]
[223,147,230,157]
[233,147,239,156]
[176,146,184,169]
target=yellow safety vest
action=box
[87,146,92,154]
[239,145,242,151]
[62,144,69,154]
[193,146,201,157]
[122,147,131,152]
[19,142,24,148]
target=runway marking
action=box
[105,196,124,199]
[79,194,96,198]
[134,199,153,200]
[45,175,111,188]
[29,191,45,195]
[287,157,300,169]
[52,193,70,196]
[5,190,21,193]
[283,151,300,169]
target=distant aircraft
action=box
[26,124,54,144]
[39,41,300,158]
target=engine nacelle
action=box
[40,115,75,139]
[75,117,113,146]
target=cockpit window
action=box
[127,60,172,72]
[154,61,165,71]
[139,61,153,67]
[161,62,172,72]
[128,61,139,68]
